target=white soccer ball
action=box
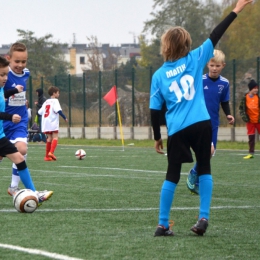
[75,149,86,160]
[13,189,38,213]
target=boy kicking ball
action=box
[0,56,53,206]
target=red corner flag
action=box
[103,85,117,106]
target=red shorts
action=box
[44,130,59,134]
[246,122,260,135]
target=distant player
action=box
[239,79,260,159]
[186,50,235,195]
[3,42,30,196]
[0,56,53,205]
[38,86,68,161]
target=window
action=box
[80,56,85,64]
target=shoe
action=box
[190,218,208,236]
[187,169,199,195]
[48,152,57,160]
[7,186,20,196]
[154,220,174,236]
[36,190,54,206]
[44,157,53,161]
[243,154,254,159]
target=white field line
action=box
[0,205,259,213]
[0,243,84,260]
[59,166,166,174]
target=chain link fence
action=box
[27,57,260,129]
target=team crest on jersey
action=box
[218,85,224,93]
[11,83,16,88]
[204,85,208,89]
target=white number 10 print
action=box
[169,75,195,103]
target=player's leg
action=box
[244,122,255,159]
[7,151,53,204]
[2,137,54,204]
[187,125,217,195]
[8,138,28,196]
[48,131,58,160]
[2,137,35,192]
[44,133,53,161]
[154,131,193,237]
[211,126,218,157]
[190,120,213,235]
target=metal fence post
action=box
[257,57,260,87]
[231,59,236,141]
[29,76,33,128]
[83,72,86,127]
[41,77,44,90]
[115,69,118,127]
[132,67,135,127]
[68,74,71,128]
[99,71,102,127]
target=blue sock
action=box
[158,180,177,228]
[19,168,36,191]
[12,168,19,176]
[199,174,213,220]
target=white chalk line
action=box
[0,243,84,260]
[1,205,259,213]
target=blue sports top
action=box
[0,87,5,138]
[203,73,230,128]
[150,38,214,136]
[3,67,30,133]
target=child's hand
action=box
[227,115,235,125]
[12,114,21,123]
[34,101,38,105]
[15,85,24,92]
[65,118,68,123]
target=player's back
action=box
[40,98,62,132]
[150,39,214,136]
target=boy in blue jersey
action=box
[0,56,53,205]
[186,50,235,195]
[4,42,31,196]
[150,0,252,237]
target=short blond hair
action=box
[210,49,225,63]
[160,27,192,62]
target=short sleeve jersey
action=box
[245,94,259,123]
[3,67,30,133]
[203,74,230,127]
[38,98,62,132]
[150,39,214,136]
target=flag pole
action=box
[116,99,124,151]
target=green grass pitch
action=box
[0,142,259,259]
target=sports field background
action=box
[0,141,259,259]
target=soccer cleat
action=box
[36,190,54,206]
[7,186,20,196]
[48,152,57,160]
[44,157,53,161]
[187,169,199,195]
[243,154,254,159]
[154,220,174,237]
[190,218,208,236]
